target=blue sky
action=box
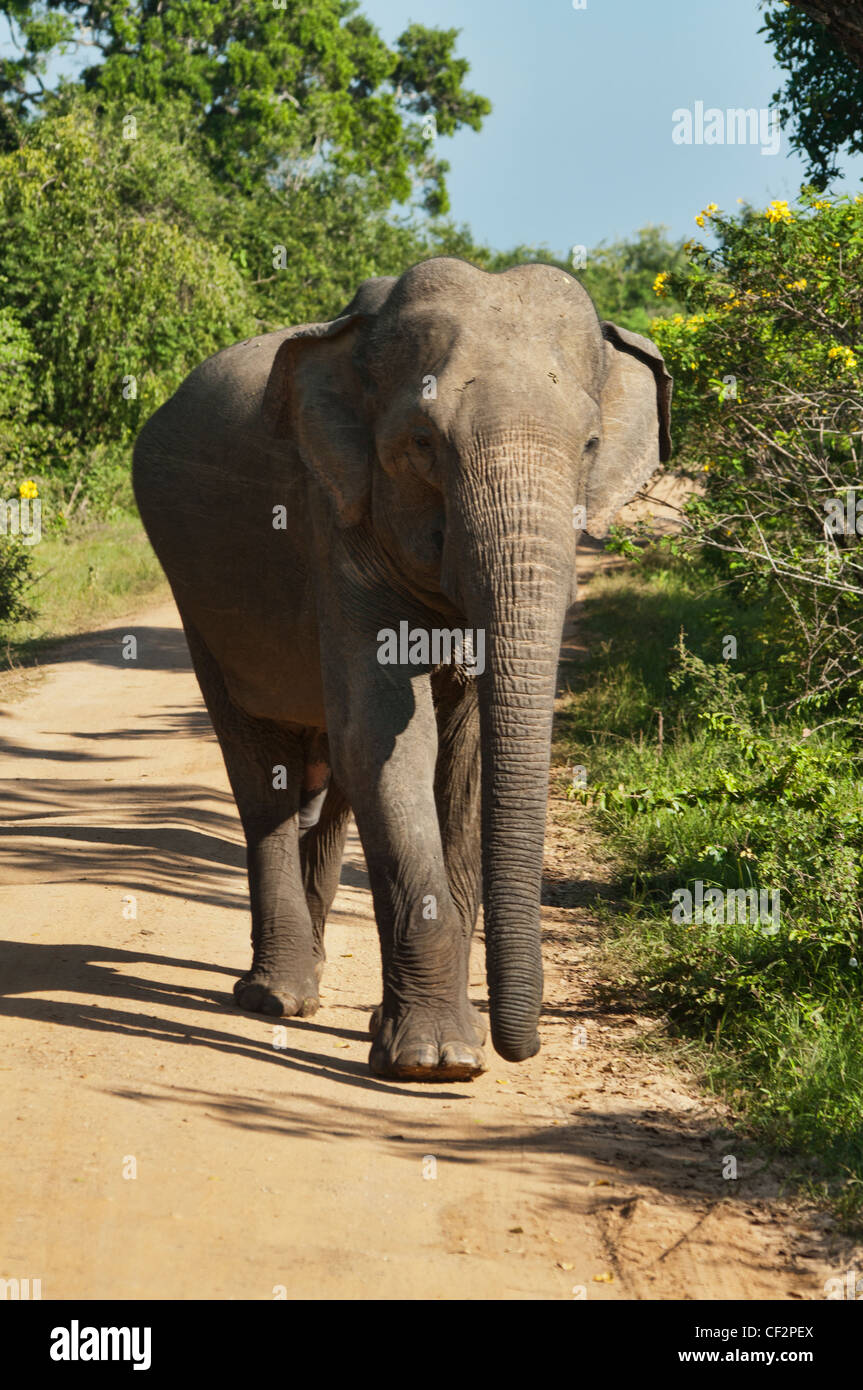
[362,0,863,253]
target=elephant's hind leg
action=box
[180,615,322,1019]
[300,772,351,960]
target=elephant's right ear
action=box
[262,313,371,528]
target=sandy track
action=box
[0,593,854,1300]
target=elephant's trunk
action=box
[451,441,573,1061]
[477,615,564,1060]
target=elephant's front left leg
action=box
[324,650,486,1081]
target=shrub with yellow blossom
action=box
[645,190,863,716]
[765,199,793,224]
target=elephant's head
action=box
[263,258,672,1061]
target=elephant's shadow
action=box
[0,935,464,1099]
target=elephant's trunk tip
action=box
[489,1006,542,1063]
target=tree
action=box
[0,3,495,517]
[761,1,863,188]
[0,1,490,212]
[784,2,863,69]
[0,93,256,506]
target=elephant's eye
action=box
[584,435,600,455]
[409,432,437,478]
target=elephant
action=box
[132,256,672,1081]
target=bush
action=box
[556,559,863,1216]
[649,192,863,725]
[0,536,34,634]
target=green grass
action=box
[2,511,168,664]
[554,552,863,1228]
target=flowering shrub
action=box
[649,192,863,722]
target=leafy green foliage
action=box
[1,1,490,212]
[0,535,33,631]
[555,560,863,1217]
[0,306,41,465]
[761,3,863,189]
[0,308,42,627]
[0,93,257,507]
[647,193,863,720]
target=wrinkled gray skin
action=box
[133,257,672,1081]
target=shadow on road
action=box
[0,935,461,1102]
[20,623,193,673]
[0,781,246,908]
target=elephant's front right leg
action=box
[323,650,486,1081]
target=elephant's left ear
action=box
[585,321,673,539]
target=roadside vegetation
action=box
[556,191,863,1227]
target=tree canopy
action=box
[761,0,863,188]
[1,1,490,211]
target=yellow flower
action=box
[813,200,830,211]
[828,345,858,371]
[19,479,38,500]
[653,271,670,297]
[785,278,807,290]
[694,203,719,228]
[765,199,793,224]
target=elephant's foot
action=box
[369,1002,487,1081]
[368,1000,486,1046]
[234,958,323,1018]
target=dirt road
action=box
[0,592,853,1300]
